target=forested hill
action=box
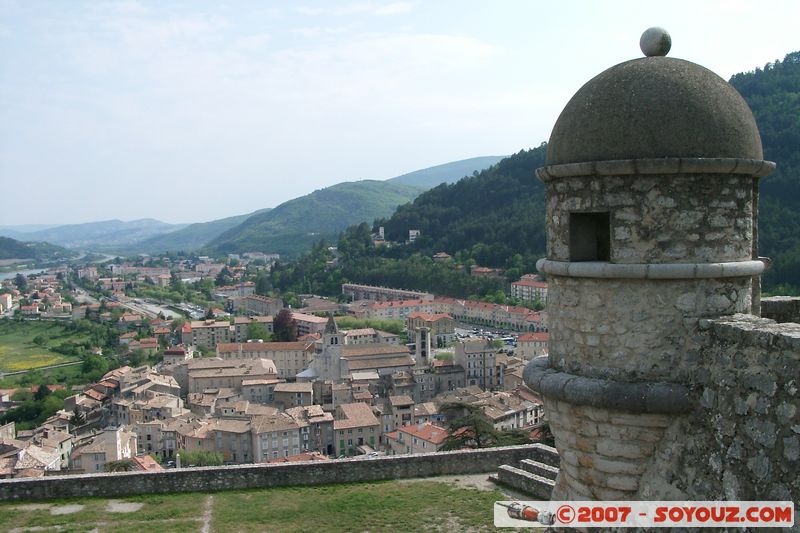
[208,180,424,258]
[0,236,75,262]
[377,145,548,271]
[730,51,800,290]
[270,147,548,300]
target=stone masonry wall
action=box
[762,296,800,323]
[0,445,535,502]
[545,174,752,264]
[545,397,672,500]
[638,314,800,501]
[547,276,751,381]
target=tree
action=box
[81,354,109,381]
[177,449,224,466]
[69,407,85,427]
[14,273,27,291]
[273,309,298,342]
[34,382,51,402]
[246,321,271,341]
[439,402,499,451]
[255,274,272,296]
[106,459,136,472]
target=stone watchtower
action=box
[524,29,776,500]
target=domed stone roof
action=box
[546,55,764,166]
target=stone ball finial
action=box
[640,27,671,57]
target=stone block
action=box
[574,405,610,423]
[606,474,639,492]
[591,455,647,476]
[783,437,799,462]
[608,412,671,428]
[596,438,653,460]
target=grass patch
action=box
[0,320,85,372]
[0,480,510,532]
[0,493,207,532]
[212,480,507,532]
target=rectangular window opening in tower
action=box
[569,212,610,261]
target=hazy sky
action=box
[1,1,798,226]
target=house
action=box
[343,328,378,345]
[251,413,302,463]
[240,378,282,405]
[454,340,501,390]
[341,283,433,303]
[385,423,448,455]
[228,294,281,316]
[182,319,233,349]
[516,332,549,359]
[510,274,548,303]
[70,427,137,473]
[273,382,313,409]
[184,358,278,394]
[216,341,315,380]
[406,312,455,347]
[333,403,380,456]
[388,395,414,432]
[20,304,41,317]
[0,441,61,478]
[290,312,329,337]
[163,345,194,365]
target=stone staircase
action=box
[489,443,559,499]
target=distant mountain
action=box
[387,156,507,188]
[208,180,425,257]
[0,236,76,262]
[0,219,187,251]
[131,209,270,254]
[0,224,62,239]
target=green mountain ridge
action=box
[0,236,76,262]
[388,156,507,188]
[208,156,508,258]
[208,180,425,257]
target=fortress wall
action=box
[761,296,800,323]
[640,314,800,501]
[545,174,753,263]
[0,445,539,502]
[547,276,751,382]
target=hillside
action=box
[208,180,425,258]
[0,236,76,262]
[388,156,506,188]
[379,146,547,269]
[0,219,186,251]
[730,51,800,290]
[130,209,270,254]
